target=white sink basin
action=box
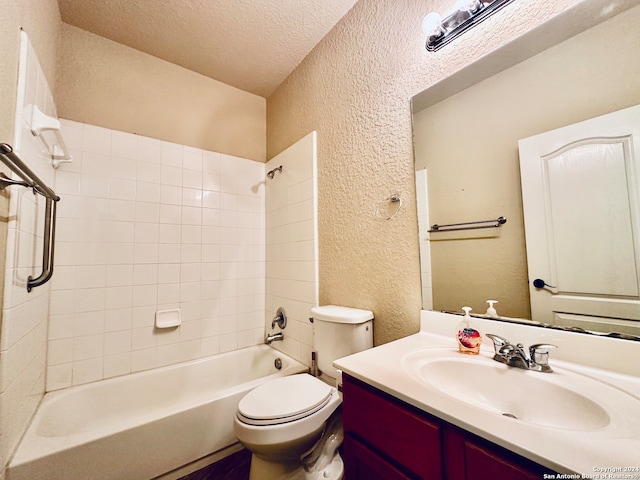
[402,349,638,431]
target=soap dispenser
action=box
[486,300,499,318]
[456,307,482,355]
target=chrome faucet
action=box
[266,307,287,345]
[272,307,287,329]
[486,334,556,372]
[265,332,284,345]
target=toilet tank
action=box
[310,305,374,383]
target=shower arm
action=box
[266,165,283,179]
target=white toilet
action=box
[234,305,374,480]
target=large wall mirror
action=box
[412,0,640,337]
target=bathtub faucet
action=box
[265,332,284,345]
[272,307,287,329]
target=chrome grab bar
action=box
[0,143,60,291]
[0,143,59,200]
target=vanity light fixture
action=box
[422,0,515,51]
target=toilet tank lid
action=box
[310,305,373,324]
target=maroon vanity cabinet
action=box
[342,374,554,480]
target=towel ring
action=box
[375,193,402,220]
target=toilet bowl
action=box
[234,374,343,479]
[234,305,374,480]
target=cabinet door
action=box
[342,374,443,479]
[466,442,542,480]
[344,434,414,480]
[444,425,549,480]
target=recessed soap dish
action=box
[155,308,181,329]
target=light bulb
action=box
[456,0,484,13]
[421,12,444,38]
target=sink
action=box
[401,349,638,431]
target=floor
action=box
[178,449,251,480]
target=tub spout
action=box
[265,332,284,345]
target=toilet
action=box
[234,305,374,480]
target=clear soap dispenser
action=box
[456,307,482,355]
[486,300,499,318]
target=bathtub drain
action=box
[274,358,282,370]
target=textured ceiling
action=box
[57,0,359,98]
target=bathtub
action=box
[7,345,307,480]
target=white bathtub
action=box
[7,345,307,480]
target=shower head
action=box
[266,165,283,179]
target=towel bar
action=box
[0,143,60,291]
[429,216,507,233]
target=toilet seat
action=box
[237,374,333,426]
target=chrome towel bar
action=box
[0,143,60,291]
[429,216,506,233]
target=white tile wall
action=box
[265,132,318,366]
[1,31,54,473]
[1,46,316,477]
[48,120,266,390]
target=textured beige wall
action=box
[267,0,590,345]
[0,0,60,147]
[414,6,640,320]
[56,23,267,162]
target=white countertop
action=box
[334,310,640,475]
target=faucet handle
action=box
[486,333,511,353]
[271,307,287,329]
[529,344,557,370]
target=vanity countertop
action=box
[333,310,640,475]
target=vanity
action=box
[341,375,547,479]
[334,310,640,479]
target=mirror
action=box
[412,1,640,336]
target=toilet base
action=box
[248,455,305,480]
[248,412,344,480]
[248,452,344,480]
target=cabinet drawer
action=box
[342,374,443,479]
